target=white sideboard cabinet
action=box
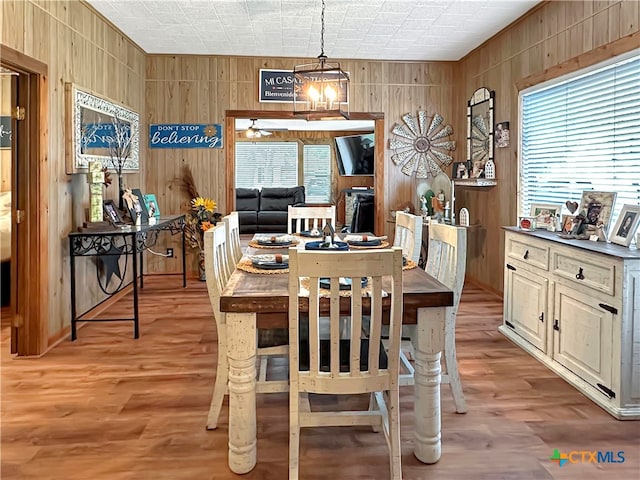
[500,228,640,419]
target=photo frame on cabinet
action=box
[609,205,640,247]
[529,203,562,229]
[579,190,617,234]
[561,214,576,234]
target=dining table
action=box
[219,233,454,474]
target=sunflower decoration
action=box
[389,111,456,179]
[185,196,222,250]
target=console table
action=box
[68,215,186,340]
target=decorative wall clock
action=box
[389,111,456,179]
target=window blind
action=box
[303,144,332,203]
[520,54,640,227]
[235,142,298,189]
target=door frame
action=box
[1,44,49,356]
[224,110,385,235]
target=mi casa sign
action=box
[259,69,348,104]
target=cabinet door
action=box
[552,284,614,395]
[504,264,547,352]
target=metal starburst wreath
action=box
[389,111,456,178]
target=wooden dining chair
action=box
[393,211,422,263]
[287,247,404,480]
[223,212,243,265]
[287,205,336,234]
[398,222,468,413]
[204,225,288,430]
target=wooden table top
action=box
[220,234,454,327]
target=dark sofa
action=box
[236,186,306,233]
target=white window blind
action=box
[235,142,298,189]
[520,53,640,226]
[303,144,332,203]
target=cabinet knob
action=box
[523,250,529,260]
[553,319,560,331]
[575,267,584,280]
[539,312,544,322]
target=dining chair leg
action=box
[368,393,381,433]
[206,344,229,429]
[444,317,467,414]
[289,388,300,480]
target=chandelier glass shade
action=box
[293,1,349,120]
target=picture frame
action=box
[529,203,562,229]
[103,200,125,225]
[609,205,640,247]
[579,190,617,234]
[124,188,149,224]
[560,214,576,234]
[143,193,160,218]
[452,161,471,179]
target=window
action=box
[235,141,333,203]
[519,53,640,227]
[235,142,298,189]
[303,144,332,203]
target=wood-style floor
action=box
[1,276,639,480]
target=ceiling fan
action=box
[246,119,273,138]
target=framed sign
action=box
[149,124,222,149]
[259,69,349,104]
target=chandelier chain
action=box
[320,0,325,57]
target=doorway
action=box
[224,110,386,234]
[1,44,49,356]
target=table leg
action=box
[226,312,257,474]
[412,306,445,464]
[132,238,140,339]
[70,239,77,341]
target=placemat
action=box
[403,259,418,270]
[236,258,289,274]
[248,238,300,249]
[346,240,390,250]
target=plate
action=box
[347,239,382,247]
[251,260,289,270]
[319,277,368,290]
[305,241,349,251]
[299,230,323,238]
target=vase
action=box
[198,250,206,281]
[117,174,125,211]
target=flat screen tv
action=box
[334,133,374,176]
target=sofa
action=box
[236,186,306,233]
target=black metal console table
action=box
[68,215,186,340]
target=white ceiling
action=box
[86,0,540,61]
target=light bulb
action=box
[324,85,337,109]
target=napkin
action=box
[250,254,289,265]
[344,234,387,242]
[256,234,294,244]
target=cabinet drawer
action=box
[506,236,549,270]
[553,251,615,296]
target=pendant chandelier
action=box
[293,0,350,120]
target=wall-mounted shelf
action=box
[453,178,497,187]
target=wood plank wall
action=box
[3,0,638,345]
[1,0,146,344]
[145,56,457,272]
[456,0,640,295]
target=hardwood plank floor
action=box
[2,276,639,479]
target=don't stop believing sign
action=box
[148,124,223,149]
